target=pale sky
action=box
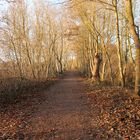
[0,0,140,29]
[0,0,139,21]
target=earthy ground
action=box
[0,71,93,140]
[22,71,93,140]
[0,71,140,140]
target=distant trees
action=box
[0,0,69,80]
[69,0,140,95]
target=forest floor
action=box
[0,71,140,140]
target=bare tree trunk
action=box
[10,38,23,79]
[101,61,107,81]
[92,53,102,82]
[114,0,125,87]
[106,52,114,84]
[125,0,140,95]
[25,41,36,79]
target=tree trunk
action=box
[92,53,102,82]
[125,0,140,95]
[114,0,125,87]
[101,61,107,81]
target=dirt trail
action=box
[23,71,92,140]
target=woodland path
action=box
[23,71,93,140]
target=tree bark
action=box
[125,0,140,95]
[92,53,102,82]
[114,0,125,87]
